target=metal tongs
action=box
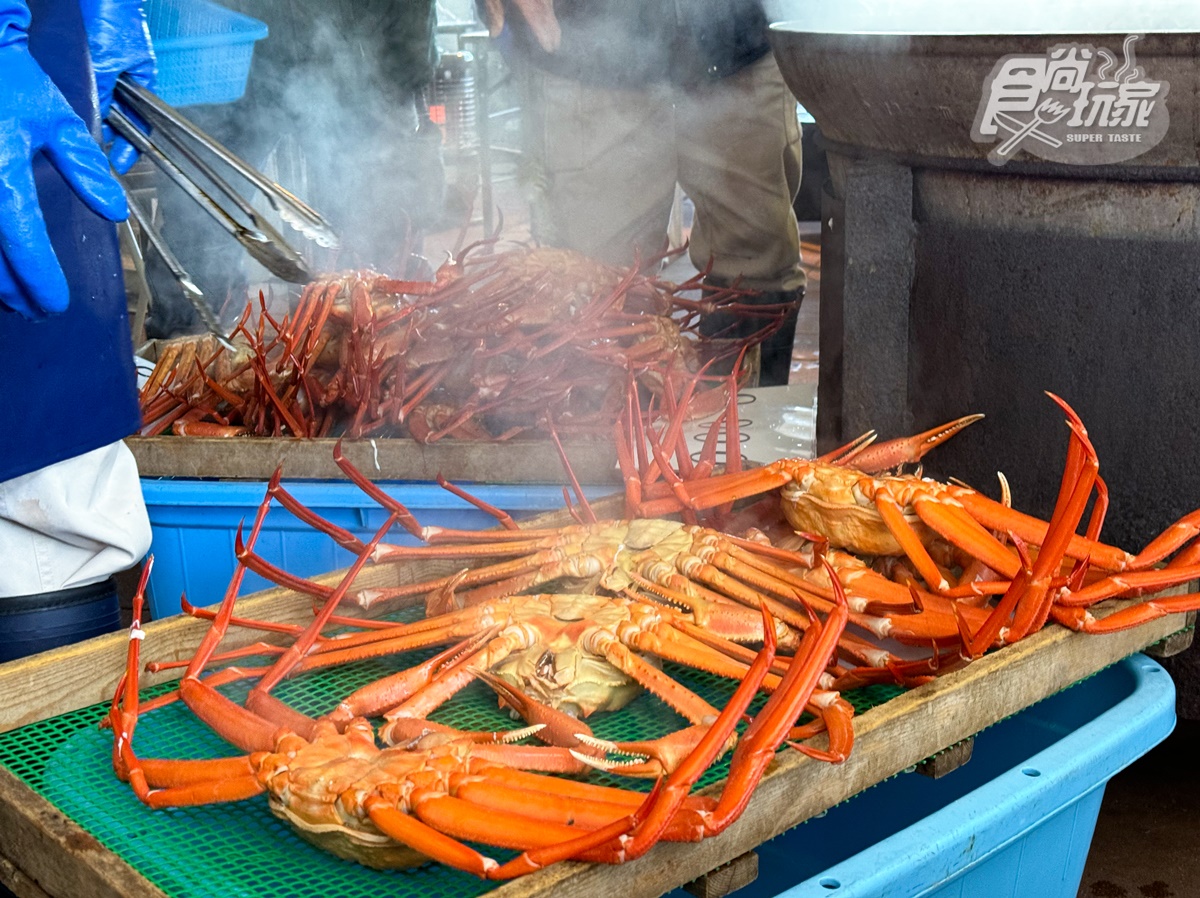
[106,78,339,339]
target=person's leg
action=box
[676,56,805,385]
[517,65,678,268]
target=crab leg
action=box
[1050,590,1200,634]
[449,769,716,845]
[633,411,980,510]
[719,540,991,644]
[1055,563,1200,608]
[610,563,847,861]
[1007,408,1100,640]
[583,603,783,862]
[377,624,544,732]
[636,458,796,519]
[109,561,267,806]
[237,509,402,735]
[325,630,498,725]
[369,791,642,878]
[695,561,848,832]
[233,521,590,610]
[815,428,878,468]
[149,474,404,749]
[830,647,967,691]
[805,548,991,624]
[389,672,601,758]
[450,778,664,831]
[639,568,890,669]
[586,630,724,722]
[168,482,288,753]
[962,401,1099,653]
[485,766,708,823]
[634,610,782,677]
[138,621,494,720]
[627,572,802,650]
[787,691,855,764]
[373,543,600,607]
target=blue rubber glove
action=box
[0,2,129,318]
[79,0,156,174]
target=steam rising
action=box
[147,5,444,337]
[766,0,1200,35]
[256,15,444,271]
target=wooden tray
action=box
[126,436,623,484]
[0,549,1189,898]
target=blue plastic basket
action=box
[145,0,268,106]
[664,654,1175,898]
[139,478,600,621]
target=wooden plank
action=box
[125,436,622,484]
[0,852,54,898]
[683,851,759,898]
[916,737,974,779]
[0,767,166,898]
[1144,611,1196,658]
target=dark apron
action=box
[0,0,140,482]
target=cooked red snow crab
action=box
[139,242,795,441]
[111,503,848,875]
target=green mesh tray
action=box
[0,615,903,898]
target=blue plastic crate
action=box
[145,0,268,106]
[665,654,1174,898]
[140,478,596,620]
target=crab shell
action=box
[259,720,451,869]
[486,593,660,718]
[779,464,941,557]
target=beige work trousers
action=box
[517,54,806,293]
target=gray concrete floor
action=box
[1077,717,1200,898]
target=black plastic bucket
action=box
[0,577,122,663]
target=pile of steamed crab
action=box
[138,242,795,442]
[109,388,1200,880]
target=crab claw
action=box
[848,413,984,474]
[472,669,601,755]
[569,735,653,774]
[570,725,732,777]
[383,716,547,749]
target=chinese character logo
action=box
[972,34,1169,166]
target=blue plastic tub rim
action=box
[146,0,269,47]
[152,24,268,51]
[138,478,607,512]
[777,654,1176,898]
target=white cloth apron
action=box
[0,441,151,596]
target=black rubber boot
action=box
[698,287,803,388]
[0,576,122,662]
[757,291,803,387]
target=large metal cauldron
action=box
[766,1,1200,551]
